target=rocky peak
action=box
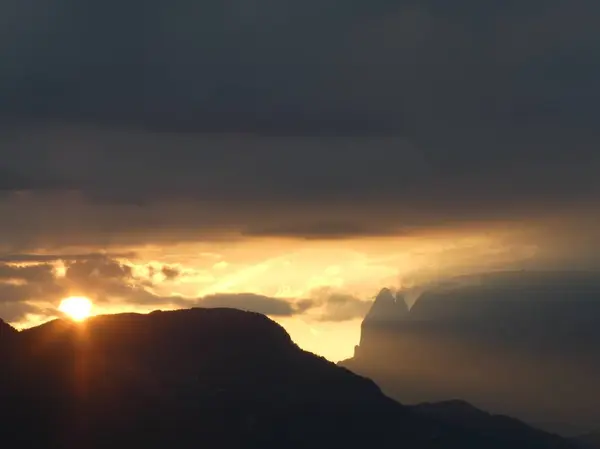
[363,288,409,324]
[353,289,410,357]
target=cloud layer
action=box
[0,255,371,323]
[0,0,599,251]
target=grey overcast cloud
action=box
[1,0,600,361]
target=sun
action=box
[58,296,94,322]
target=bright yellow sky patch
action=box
[10,225,539,362]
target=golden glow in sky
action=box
[58,296,94,321]
[11,225,539,362]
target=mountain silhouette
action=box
[0,318,16,350]
[0,307,578,448]
[412,401,571,441]
[0,318,16,335]
[577,432,600,448]
[340,271,600,435]
[364,288,409,322]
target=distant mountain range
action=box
[339,271,600,436]
[577,432,600,449]
[0,308,580,448]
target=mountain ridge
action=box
[0,307,580,448]
[0,317,16,334]
[577,432,600,448]
[339,270,600,435]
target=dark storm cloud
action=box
[0,167,60,191]
[0,0,599,245]
[2,0,596,133]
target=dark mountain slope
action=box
[0,317,16,338]
[411,401,574,447]
[340,271,600,435]
[577,432,600,448]
[0,317,17,361]
[1,308,577,449]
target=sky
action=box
[1,0,599,361]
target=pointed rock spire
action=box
[363,288,409,324]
